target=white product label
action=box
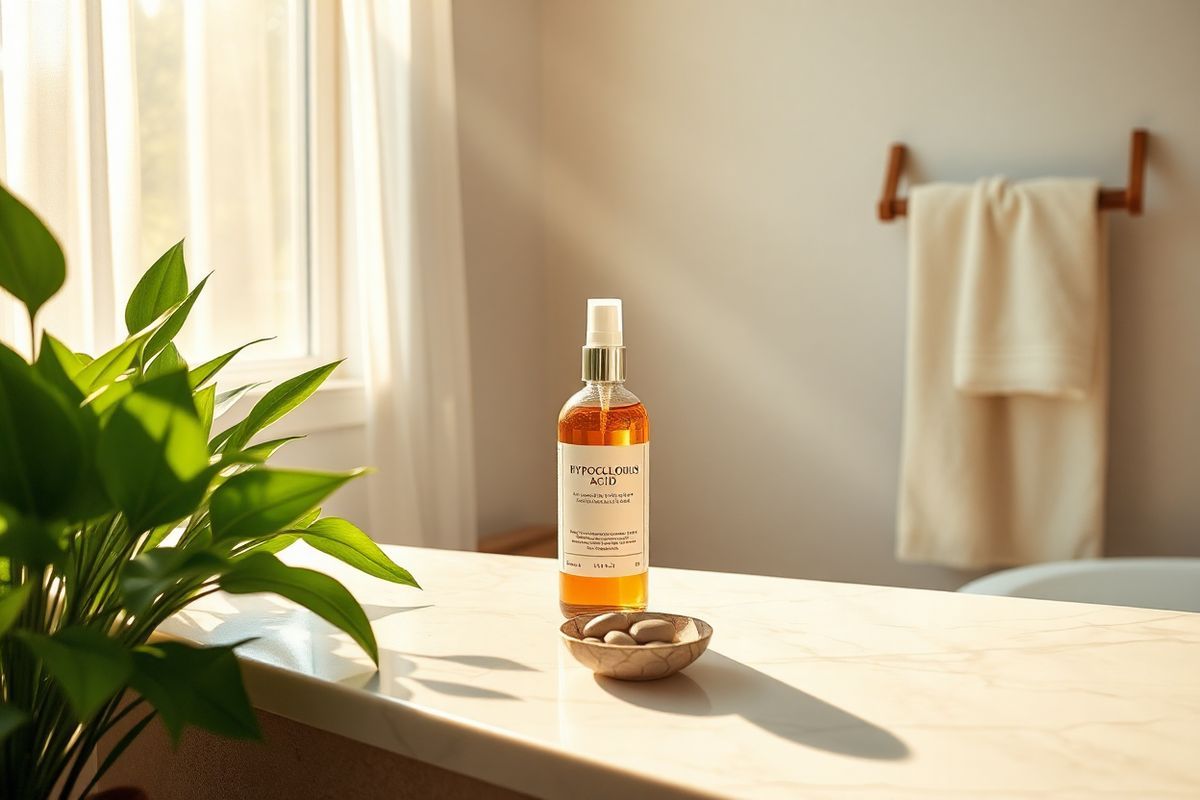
[558,442,649,578]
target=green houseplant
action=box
[0,184,418,799]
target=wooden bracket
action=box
[877,129,1148,221]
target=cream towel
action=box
[955,179,1102,398]
[897,179,1107,569]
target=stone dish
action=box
[560,612,713,681]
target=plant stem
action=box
[56,696,149,800]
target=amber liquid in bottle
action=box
[558,383,650,617]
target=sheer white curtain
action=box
[0,0,117,354]
[0,0,312,364]
[342,0,477,549]
[0,0,478,549]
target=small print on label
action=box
[558,442,649,578]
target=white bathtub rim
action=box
[959,557,1200,613]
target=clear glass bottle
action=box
[557,300,650,617]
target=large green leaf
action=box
[130,640,260,743]
[0,344,84,518]
[0,183,65,321]
[194,384,216,435]
[230,435,304,464]
[126,239,187,334]
[209,468,361,543]
[36,333,112,521]
[85,377,134,418]
[0,703,28,743]
[144,342,187,381]
[0,584,30,636]
[75,335,144,396]
[141,522,177,552]
[18,627,132,720]
[221,361,341,451]
[97,371,213,531]
[234,506,316,557]
[237,533,298,557]
[121,547,226,615]
[0,513,65,569]
[184,521,214,550]
[285,506,322,531]
[208,425,237,454]
[143,274,209,361]
[187,338,271,389]
[219,553,378,663]
[214,382,263,420]
[35,332,87,404]
[296,518,419,588]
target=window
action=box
[0,0,341,378]
[131,0,312,363]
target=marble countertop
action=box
[159,545,1200,799]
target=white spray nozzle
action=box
[585,298,623,347]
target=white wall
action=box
[453,0,558,537]
[454,0,1200,589]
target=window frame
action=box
[221,0,344,386]
[220,0,365,434]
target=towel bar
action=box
[877,129,1148,221]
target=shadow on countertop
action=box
[166,600,538,702]
[595,651,910,761]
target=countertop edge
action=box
[228,644,730,800]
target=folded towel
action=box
[955,178,1102,398]
[897,179,1108,569]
